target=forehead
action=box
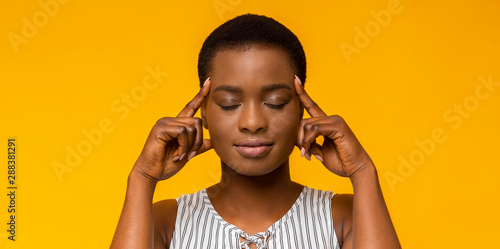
[209,45,295,92]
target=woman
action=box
[111,13,401,249]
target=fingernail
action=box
[305,153,311,161]
[203,77,210,87]
[179,153,186,161]
[295,75,302,86]
[173,156,180,161]
[313,154,323,162]
[187,151,197,161]
[301,147,306,157]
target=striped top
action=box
[169,186,340,249]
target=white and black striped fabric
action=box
[169,186,340,249]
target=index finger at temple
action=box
[177,78,211,118]
[294,76,327,118]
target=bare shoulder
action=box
[153,199,178,249]
[332,194,353,247]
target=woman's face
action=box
[202,44,302,176]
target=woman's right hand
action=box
[131,78,212,183]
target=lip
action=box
[234,140,274,158]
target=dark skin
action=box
[111,44,401,249]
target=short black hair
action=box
[197,13,306,87]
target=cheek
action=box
[205,104,236,145]
[269,114,299,132]
[206,109,222,134]
[269,108,301,143]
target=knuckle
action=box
[304,122,314,130]
[193,140,203,148]
[178,126,188,134]
[186,125,196,134]
[155,117,169,125]
[330,115,344,123]
[184,100,194,109]
[311,124,320,132]
[305,100,318,109]
[192,118,202,127]
[299,119,306,127]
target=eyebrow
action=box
[261,83,292,93]
[213,83,292,94]
[213,85,243,94]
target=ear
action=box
[201,101,208,129]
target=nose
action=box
[238,102,268,133]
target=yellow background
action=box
[1,0,499,248]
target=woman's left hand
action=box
[294,76,374,178]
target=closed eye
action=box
[265,103,287,109]
[218,104,240,111]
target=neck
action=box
[207,158,302,212]
[218,159,293,194]
[206,158,303,234]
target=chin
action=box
[221,156,287,177]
